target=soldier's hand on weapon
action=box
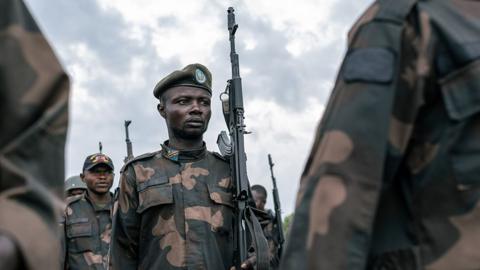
[0,234,20,270]
[229,255,256,270]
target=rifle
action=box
[268,154,285,257]
[124,120,134,163]
[217,7,269,270]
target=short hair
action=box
[251,184,267,199]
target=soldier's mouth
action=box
[185,120,204,127]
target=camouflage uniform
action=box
[0,0,69,269]
[281,0,480,269]
[111,142,235,269]
[61,192,113,270]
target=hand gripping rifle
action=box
[268,154,285,257]
[124,120,134,163]
[217,7,269,270]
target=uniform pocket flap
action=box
[137,175,169,192]
[441,60,480,120]
[66,218,92,238]
[137,183,173,214]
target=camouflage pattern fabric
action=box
[0,0,69,269]
[61,193,113,270]
[111,142,235,269]
[281,0,480,269]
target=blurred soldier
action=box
[251,185,281,269]
[111,63,254,269]
[61,153,114,270]
[0,0,70,270]
[281,0,480,269]
[65,175,87,197]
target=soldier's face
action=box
[81,164,114,195]
[158,86,212,140]
[67,188,85,197]
[252,190,266,211]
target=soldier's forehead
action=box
[164,86,212,98]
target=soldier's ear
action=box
[158,103,166,118]
[80,173,85,182]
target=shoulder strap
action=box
[120,151,158,173]
[244,206,270,270]
[65,193,83,205]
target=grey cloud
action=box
[25,0,373,214]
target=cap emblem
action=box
[195,68,207,84]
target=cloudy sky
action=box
[25,0,372,215]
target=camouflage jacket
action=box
[61,192,113,270]
[0,0,69,269]
[111,142,235,270]
[281,0,480,269]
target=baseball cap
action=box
[82,153,114,172]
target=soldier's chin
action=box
[93,187,111,194]
[176,128,206,140]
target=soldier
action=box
[251,185,281,269]
[0,0,70,269]
[65,175,87,197]
[111,63,254,269]
[61,153,115,270]
[281,0,480,269]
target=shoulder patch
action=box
[66,194,83,205]
[120,151,159,173]
[343,47,396,84]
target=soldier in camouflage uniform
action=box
[281,0,480,269]
[0,0,70,269]
[251,185,280,269]
[111,63,256,269]
[61,153,115,270]
[65,175,87,197]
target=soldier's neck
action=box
[168,137,204,151]
[87,190,111,204]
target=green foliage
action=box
[282,213,294,237]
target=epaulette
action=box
[120,151,159,173]
[65,193,84,205]
[212,151,228,162]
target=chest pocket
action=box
[66,218,94,253]
[440,59,480,188]
[137,176,174,214]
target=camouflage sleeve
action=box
[281,2,421,269]
[0,0,69,269]
[111,165,140,270]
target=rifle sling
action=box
[244,206,270,270]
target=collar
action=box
[84,191,113,212]
[161,141,207,162]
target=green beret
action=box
[153,63,212,99]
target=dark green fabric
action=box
[281,0,480,269]
[111,145,236,269]
[61,193,113,270]
[153,63,212,99]
[0,0,70,269]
